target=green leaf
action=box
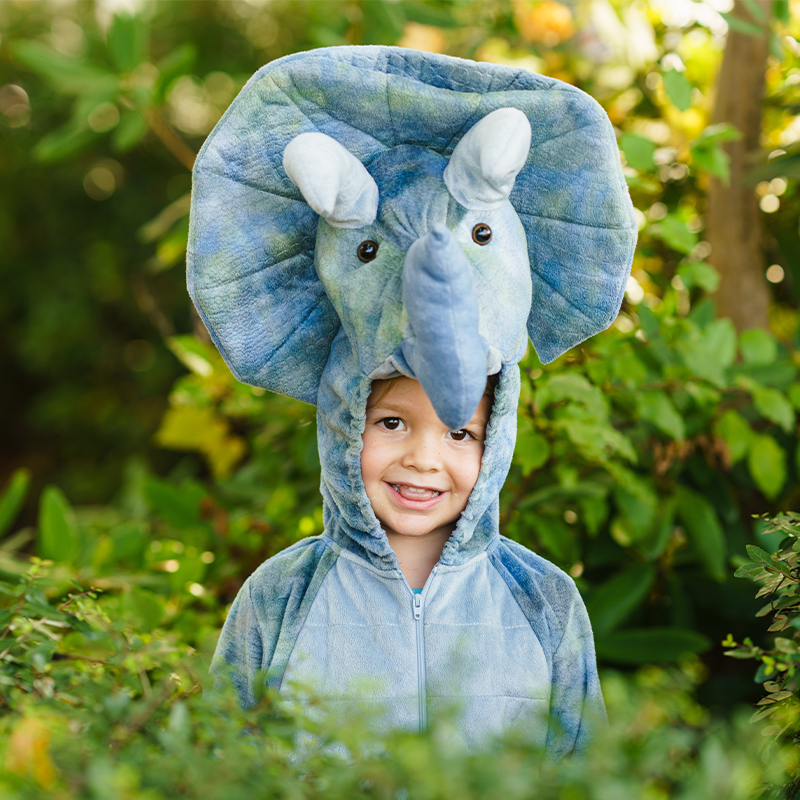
[740,329,778,366]
[677,319,737,387]
[578,494,608,536]
[748,435,787,499]
[704,319,738,370]
[13,41,120,97]
[663,69,693,112]
[112,110,148,152]
[787,383,800,410]
[38,486,80,563]
[774,0,790,24]
[651,214,698,255]
[734,562,768,580]
[746,544,776,565]
[619,133,656,171]
[752,385,795,432]
[676,486,727,581]
[154,44,197,103]
[143,477,204,529]
[713,410,753,464]
[596,627,711,663]
[34,120,98,163]
[122,587,164,632]
[107,14,147,73]
[741,0,769,23]
[638,391,685,440]
[720,12,765,36]
[690,124,741,184]
[587,565,656,636]
[530,515,577,564]
[515,430,550,476]
[168,335,222,377]
[0,469,30,538]
[677,261,720,293]
[535,374,608,420]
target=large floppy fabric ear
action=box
[284,133,379,229]
[188,46,636,402]
[443,107,532,211]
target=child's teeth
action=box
[392,484,440,500]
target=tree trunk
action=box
[707,0,771,331]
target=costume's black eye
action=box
[357,240,379,262]
[472,224,492,245]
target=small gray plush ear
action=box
[283,132,379,229]
[444,108,532,211]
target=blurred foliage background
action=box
[3,0,800,795]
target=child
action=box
[189,46,636,756]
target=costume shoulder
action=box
[490,535,582,650]
[489,536,606,757]
[211,535,339,706]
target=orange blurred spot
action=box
[5,717,59,789]
[513,0,575,46]
[397,23,446,54]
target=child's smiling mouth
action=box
[385,481,445,508]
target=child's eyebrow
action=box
[365,399,413,414]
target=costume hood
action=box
[188,46,636,570]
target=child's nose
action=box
[401,432,442,472]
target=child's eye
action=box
[448,429,473,442]
[379,417,405,431]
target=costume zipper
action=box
[412,568,436,733]
[413,592,426,732]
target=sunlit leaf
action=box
[677,261,719,293]
[740,328,778,366]
[748,434,787,499]
[515,430,550,475]
[619,133,656,171]
[663,69,692,112]
[155,406,246,479]
[752,385,795,432]
[651,214,697,255]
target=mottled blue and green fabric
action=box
[197,46,632,755]
[188,45,636,402]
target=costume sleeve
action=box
[210,578,264,708]
[545,584,606,759]
[209,536,339,707]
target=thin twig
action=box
[144,108,197,172]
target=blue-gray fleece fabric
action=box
[198,46,627,757]
[212,350,605,757]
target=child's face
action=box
[361,377,491,541]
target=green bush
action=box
[726,512,800,749]
[0,557,796,799]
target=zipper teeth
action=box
[415,594,425,732]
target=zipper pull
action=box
[413,594,422,620]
